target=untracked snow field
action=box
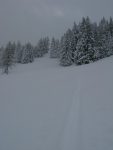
[0,56,113,150]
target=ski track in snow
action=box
[60,75,84,150]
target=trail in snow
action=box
[60,79,82,150]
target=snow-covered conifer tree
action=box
[71,22,79,62]
[37,39,45,57]
[50,37,56,58]
[60,29,73,66]
[50,37,60,58]
[2,42,15,74]
[21,42,34,64]
[55,39,60,58]
[105,33,113,56]
[33,44,39,58]
[0,46,4,68]
[76,17,95,65]
[98,17,109,59]
[108,17,113,37]
[15,42,23,63]
[43,37,50,54]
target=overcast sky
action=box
[0,0,113,45]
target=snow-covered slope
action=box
[0,56,113,150]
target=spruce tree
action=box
[71,22,79,63]
[43,37,50,54]
[15,42,23,63]
[50,38,60,58]
[92,22,101,60]
[33,44,39,58]
[55,39,60,58]
[105,33,113,56]
[76,17,95,65]
[98,17,109,59]
[21,42,34,64]
[0,46,4,68]
[2,42,15,74]
[60,29,73,66]
[37,38,45,57]
[109,17,113,37]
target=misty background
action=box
[0,0,113,45]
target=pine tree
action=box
[76,17,95,65]
[55,39,60,58]
[109,17,113,37]
[0,46,4,68]
[105,33,113,56]
[60,29,73,66]
[12,42,16,63]
[35,37,50,57]
[50,38,60,58]
[2,42,15,74]
[21,42,34,64]
[98,17,109,59]
[71,22,79,62]
[43,37,50,54]
[33,44,39,58]
[59,36,64,58]
[50,37,56,58]
[15,41,23,63]
[92,22,101,60]
[37,38,45,57]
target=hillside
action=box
[0,56,113,150]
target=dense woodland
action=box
[0,17,113,74]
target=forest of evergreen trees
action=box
[0,17,113,74]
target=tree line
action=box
[59,17,113,66]
[0,17,113,74]
[0,37,49,74]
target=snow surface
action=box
[0,56,113,150]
